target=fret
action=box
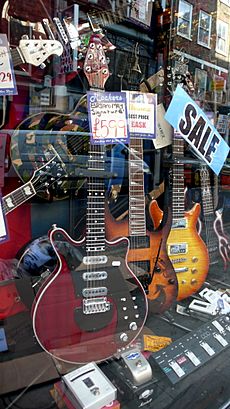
[129,137,146,236]
[86,144,106,250]
[171,132,185,220]
[10,48,24,67]
[200,165,219,263]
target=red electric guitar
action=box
[31,33,148,364]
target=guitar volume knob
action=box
[120,333,128,342]
[192,257,198,263]
[129,322,137,331]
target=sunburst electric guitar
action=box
[165,132,209,300]
[106,136,178,314]
[31,33,148,364]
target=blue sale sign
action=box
[165,86,229,175]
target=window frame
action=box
[197,10,212,48]
[220,0,230,6]
[177,0,193,40]
[216,19,229,56]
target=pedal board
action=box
[152,315,230,384]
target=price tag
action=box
[87,91,129,145]
[126,91,157,139]
[0,34,17,96]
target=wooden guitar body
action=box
[105,200,178,314]
[166,203,209,301]
[32,227,148,364]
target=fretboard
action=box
[200,166,219,263]
[129,138,146,236]
[2,181,36,215]
[86,144,106,254]
[11,48,24,67]
[172,133,185,220]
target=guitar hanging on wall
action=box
[199,165,230,273]
[11,37,63,68]
[148,67,210,301]
[165,132,209,300]
[105,129,178,314]
[3,145,67,216]
[31,33,148,364]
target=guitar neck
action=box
[172,132,185,220]
[200,166,219,262]
[86,143,106,253]
[10,47,25,67]
[3,181,36,215]
[129,138,146,236]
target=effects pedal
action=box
[120,348,153,386]
[62,362,117,409]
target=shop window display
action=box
[0,1,229,409]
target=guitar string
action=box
[200,166,218,267]
[86,46,108,302]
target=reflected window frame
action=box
[197,10,212,48]
[177,0,193,40]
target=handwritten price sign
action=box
[87,91,129,145]
[126,91,157,139]
[0,34,17,96]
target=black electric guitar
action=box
[3,146,67,216]
[31,33,148,364]
[199,165,230,273]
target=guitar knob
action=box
[191,279,197,285]
[192,257,198,263]
[129,322,137,331]
[120,333,128,342]
[191,268,197,274]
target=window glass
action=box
[216,20,228,54]
[177,0,193,38]
[198,11,211,47]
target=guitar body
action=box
[105,201,178,314]
[166,203,209,300]
[10,97,89,200]
[214,209,230,270]
[32,227,148,364]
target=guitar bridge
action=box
[83,297,111,314]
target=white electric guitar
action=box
[10,37,63,68]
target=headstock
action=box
[30,145,67,194]
[83,33,110,89]
[166,64,195,97]
[19,37,63,66]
